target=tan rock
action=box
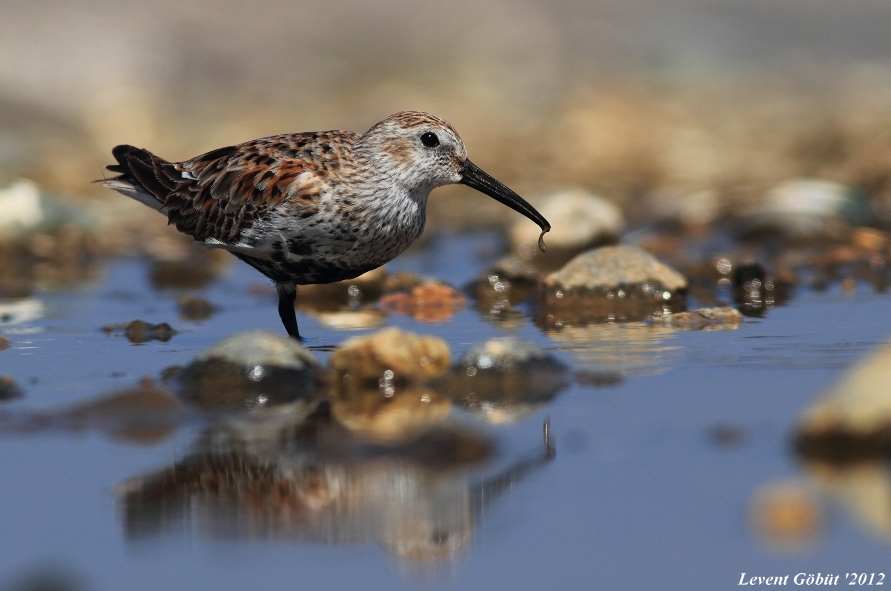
[329,327,451,385]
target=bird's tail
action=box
[100,145,175,212]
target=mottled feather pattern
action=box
[103,111,551,338]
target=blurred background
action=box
[3,0,891,221]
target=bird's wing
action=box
[163,131,358,245]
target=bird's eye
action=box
[420,132,440,148]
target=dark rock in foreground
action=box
[434,337,571,423]
[176,331,321,411]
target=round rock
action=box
[510,189,624,259]
[177,330,321,411]
[435,337,570,423]
[328,327,451,385]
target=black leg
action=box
[276,283,303,341]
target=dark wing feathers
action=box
[105,131,358,244]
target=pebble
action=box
[328,327,451,386]
[644,187,720,227]
[434,337,570,423]
[176,330,320,411]
[749,480,823,552]
[509,189,624,260]
[102,320,177,343]
[0,375,23,400]
[0,336,9,351]
[651,307,743,330]
[297,267,387,312]
[177,296,216,321]
[378,283,467,323]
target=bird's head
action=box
[358,111,550,249]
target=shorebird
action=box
[102,111,550,340]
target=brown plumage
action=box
[103,111,550,340]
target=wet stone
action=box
[0,335,9,351]
[0,375,23,401]
[749,480,823,552]
[378,283,467,323]
[434,337,571,423]
[177,296,216,321]
[297,267,387,312]
[651,307,743,331]
[538,245,687,326]
[176,330,321,411]
[149,255,222,290]
[328,327,451,386]
[103,320,177,343]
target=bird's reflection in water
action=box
[117,406,554,563]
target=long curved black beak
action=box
[460,160,551,251]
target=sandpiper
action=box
[103,111,550,340]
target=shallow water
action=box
[1,231,890,590]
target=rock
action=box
[330,386,451,441]
[314,309,387,330]
[0,179,96,238]
[177,296,216,321]
[328,327,451,386]
[0,375,23,400]
[796,341,891,464]
[850,227,889,253]
[538,245,687,325]
[149,252,226,289]
[103,320,177,343]
[378,283,467,323]
[509,189,624,260]
[434,337,570,423]
[651,307,743,330]
[176,330,321,411]
[0,336,9,351]
[297,267,388,312]
[736,179,869,241]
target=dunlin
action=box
[103,111,550,339]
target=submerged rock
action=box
[510,189,624,261]
[748,480,824,552]
[103,320,177,343]
[651,307,743,330]
[0,335,9,351]
[177,296,216,321]
[539,245,687,326]
[297,267,387,312]
[176,330,321,411]
[434,337,570,423]
[328,327,451,386]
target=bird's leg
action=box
[276,283,303,341]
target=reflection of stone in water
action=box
[330,387,451,442]
[798,463,891,545]
[313,309,387,330]
[546,322,677,376]
[748,479,824,553]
